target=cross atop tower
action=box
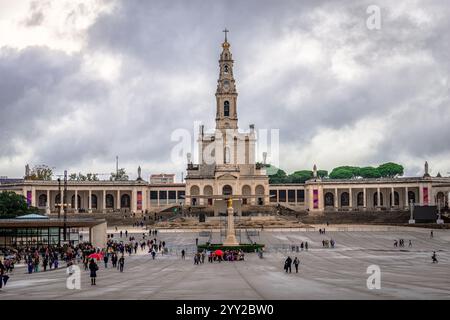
[223,28,229,42]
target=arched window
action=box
[38,194,47,207]
[357,192,364,207]
[224,65,229,73]
[374,192,384,206]
[106,194,114,209]
[224,101,230,117]
[121,194,131,208]
[222,185,233,196]
[91,194,98,209]
[341,192,350,206]
[325,192,334,206]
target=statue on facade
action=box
[25,164,30,178]
[313,164,318,178]
[137,166,143,181]
[423,161,430,178]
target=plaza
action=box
[1,226,449,300]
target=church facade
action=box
[184,33,270,213]
[1,35,450,216]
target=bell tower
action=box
[216,29,238,130]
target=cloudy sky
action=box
[0,0,449,181]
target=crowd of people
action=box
[394,239,412,248]
[290,242,309,252]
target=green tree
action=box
[289,170,312,183]
[110,168,129,181]
[358,166,381,178]
[27,165,53,181]
[377,162,404,178]
[0,191,35,217]
[329,166,359,179]
[317,170,328,178]
[267,166,289,184]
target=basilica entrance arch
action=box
[222,185,233,196]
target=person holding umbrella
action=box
[89,259,98,286]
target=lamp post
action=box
[408,199,415,224]
[63,170,68,242]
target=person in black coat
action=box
[284,256,292,273]
[89,259,98,285]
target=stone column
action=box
[405,187,409,209]
[117,190,121,211]
[132,188,137,213]
[391,187,395,210]
[334,188,338,211]
[377,187,381,210]
[88,190,92,213]
[60,188,64,215]
[102,190,106,213]
[74,189,78,213]
[31,187,36,207]
[363,188,367,210]
[46,189,51,214]
[349,188,353,209]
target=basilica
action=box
[1,34,450,216]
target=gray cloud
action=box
[1,0,449,179]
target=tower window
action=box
[224,65,229,73]
[224,101,230,117]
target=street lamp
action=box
[408,199,415,224]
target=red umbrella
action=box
[88,253,103,261]
[214,249,223,256]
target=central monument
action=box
[185,30,270,213]
[223,197,239,246]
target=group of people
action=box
[394,239,412,248]
[322,239,336,248]
[290,242,309,252]
[284,256,300,273]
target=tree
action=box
[0,191,35,217]
[289,170,312,183]
[267,166,289,184]
[26,165,53,181]
[329,166,358,179]
[317,170,328,178]
[358,166,381,178]
[110,168,129,181]
[377,162,404,178]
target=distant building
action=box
[150,174,175,184]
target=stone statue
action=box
[313,164,318,178]
[262,152,267,165]
[137,166,141,179]
[25,164,30,178]
[425,161,429,175]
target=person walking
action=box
[408,240,412,247]
[293,257,300,273]
[151,250,156,260]
[118,256,125,272]
[0,260,8,289]
[181,249,185,260]
[305,242,308,250]
[89,259,98,286]
[195,238,198,246]
[432,251,438,263]
[284,256,292,273]
[430,231,434,238]
[103,254,109,268]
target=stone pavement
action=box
[1,227,449,299]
